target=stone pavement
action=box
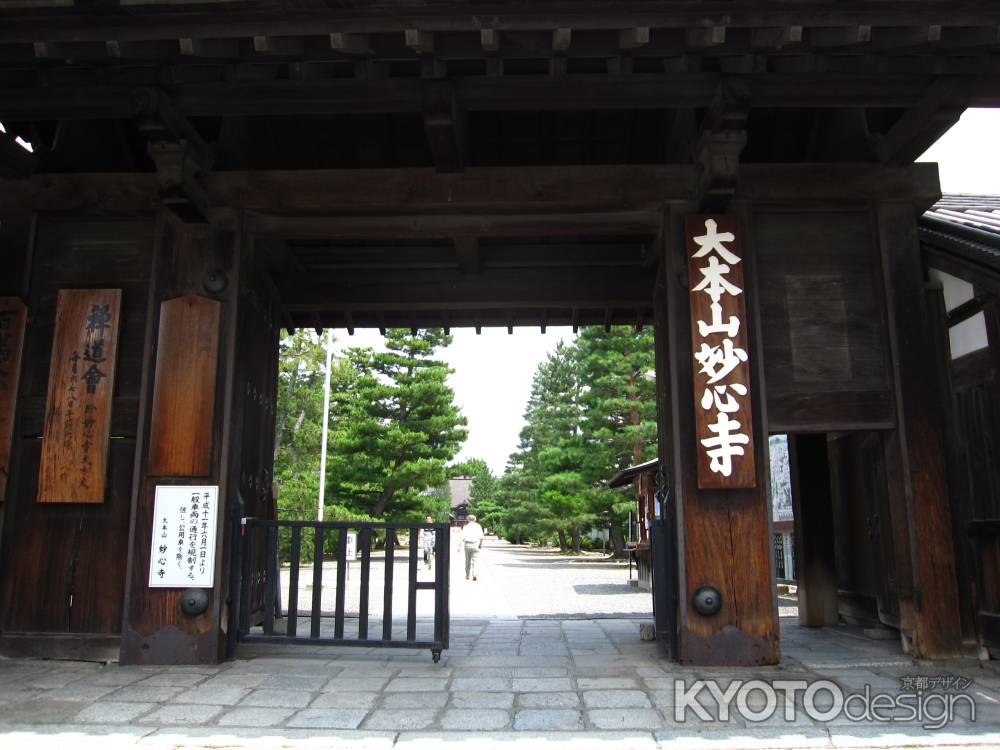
[1,617,998,749]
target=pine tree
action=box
[503,341,592,550]
[575,326,658,555]
[327,328,467,520]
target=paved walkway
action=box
[1,537,998,748]
[1,616,998,749]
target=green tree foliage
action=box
[502,342,593,551]
[326,329,468,521]
[273,331,338,522]
[575,326,658,554]
[490,329,657,554]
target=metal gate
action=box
[229,517,450,661]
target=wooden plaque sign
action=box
[38,289,122,503]
[685,215,756,489]
[0,297,28,500]
[148,295,221,476]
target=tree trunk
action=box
[557,529,568,551]
[571,527,581,553]
[610,523,626,557]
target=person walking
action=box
[459,514,485,580]
[422,516,435,570]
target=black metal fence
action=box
[232,518,450,662]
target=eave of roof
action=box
[920,194,1000,274]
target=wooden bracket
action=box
[423,81,466,173]
[695,80,750,211]
[135,87,214,222]
[873,78,967,166]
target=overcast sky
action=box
[338,108,1000,475]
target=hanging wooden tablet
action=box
[148,295,221,476]
[38,289,122,503]
[0,297,28,500]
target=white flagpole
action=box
[317,327,334,522]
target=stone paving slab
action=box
[1,617,999,748]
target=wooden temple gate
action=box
[0,1,998,667]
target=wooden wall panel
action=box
[754,211,894,432]
[0,217,152,635]
[0,298,27,501]
[148,295,220,477]
[38,289,121,503]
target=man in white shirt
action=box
[459,515,485,581]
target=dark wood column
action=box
[120,215,244,664]
[789,434,839,627]
[653,202,778,666]
[877,201,962,658]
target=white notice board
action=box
[148,485,219,588]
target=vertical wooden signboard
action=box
[38,289,122,503]
[148,295,221,476]
[0,297,28,500]
[685,215,756,489]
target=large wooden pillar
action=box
[120,215,244,664]
[789,434,839,627]
[877,201,963,658]
[653,202,778,666]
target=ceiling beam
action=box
[874,79,967,166]
[251,211,661,240]
[0,163,942,214]
[296,308,655,331]
[6,5,999,44]
[4,72,998,122]
[282,265,651,310]
[205,164,694,215]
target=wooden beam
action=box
[282,266,651,311]
[297,306,655,331]
[204,165,695,214]
[3,73,997,122]
[252,211,660,240]
[874,79,966,166]
[0,163,941,216]
[5,6,1000,45]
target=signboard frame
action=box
[148,484,219,588]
